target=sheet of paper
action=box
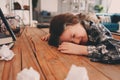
[65,64,89,80]
[17,67,40,80]
[0,45,15,61]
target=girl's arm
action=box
[58,42,88,55]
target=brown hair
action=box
[77,12,99,24]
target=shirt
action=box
[85,22,120,64]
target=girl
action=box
[41,12,120,64]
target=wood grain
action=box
[0,27,120,80]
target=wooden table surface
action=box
[0,27,120,80]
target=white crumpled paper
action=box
[0,45,15,61]
[17,67,40,80]
[65,65,89,80]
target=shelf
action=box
[10,0,32,26]
[11,9,29,11]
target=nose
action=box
[72,38,81,44]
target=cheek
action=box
[60,29,72,42]
[60,34,71,42]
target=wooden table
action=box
[0,27,120,80]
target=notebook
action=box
[0,8,16,48]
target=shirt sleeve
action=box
[87,39,120,63]
[87,44,107,60]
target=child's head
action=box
[48,13,79,46]
[48,12,99,47]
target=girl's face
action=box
[59,23,88,45]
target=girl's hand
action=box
[41,34,50,41]
[58,42,88,55]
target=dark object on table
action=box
[37,23,49,28]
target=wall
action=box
[108,0,120,13]
[41,0,58,12]
[0,0,10,14]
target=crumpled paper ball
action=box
[0,45,15,61]
[65,64,89,80]
[17,67,40,80]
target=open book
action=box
[0,8,16,48]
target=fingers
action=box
[41,34,50,41]
[58,42,68,50]
[58,42,71,53]
[41,36,47,41]
[58,45,67,51]
[58,47,69,53]
[58,42,78,54]
[60,50,69,53]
